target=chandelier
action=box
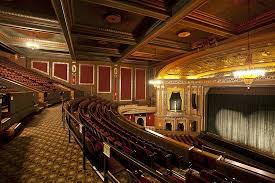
[233,0,265,89]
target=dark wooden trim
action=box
[179,19,235,38]
[76,50,121,58]
[186,10,237,33]
[148,38,190,53]
[75,53,112,62]
[115,0,208,63]
[76,45,120,56]
[0,33,25,55]
[71,24,136,45]
[127,56,163,62]
[82,0,169,21]
[51,0,76,60]
[72,33,136,45]
[237,10,275,33]
[0,10,61,33]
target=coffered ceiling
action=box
[0,0,274,67]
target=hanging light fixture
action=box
[233,0,265,89]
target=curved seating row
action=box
[0,84,17,93]
[167,134,203,148]
[0,58,72,105]
[64,96,275,183]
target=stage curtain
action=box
[207,94,275,156]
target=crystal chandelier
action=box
[233,0,265,89]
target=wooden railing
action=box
[62,103,175,183]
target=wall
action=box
[27,59,151,104]
[154,82,205,133]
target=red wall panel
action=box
[125,114,135,122]
[146,113,155,126]
[79,64,94,84]
[32,61,48,74]
[120,67,132,101]
[98,66,111,93]
[135,68,146,100]
[53,63,68,82]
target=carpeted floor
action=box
[0,104,103,183]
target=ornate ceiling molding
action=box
[148,38,190,53]
[237,10,275,33]
[162,75,275,86]
[0,30,68,52]
[75,45,120,55]
[158,26,275,79]
[82,0,169,21]
[115,0,208,63]
[72,25,136,45]
[185,10,237,35]
[51,0,76,60]
[0,10,61,33]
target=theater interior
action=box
[0,0,275,182]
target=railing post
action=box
[68,117,71,143]
[104,154,108,183]
[62,104,65,128]
[82,125,86,170]
[68,130,71,143]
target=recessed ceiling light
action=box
[26,41,39,50]
[177,31,191,38]
[258,60,265,63]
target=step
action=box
[1,117,11,125]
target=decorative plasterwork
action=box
[118,104,156,115]
[159,30,275,79]
[0,23,68,53]
[160,74,275,86]
[72,24,136,45]
[0,10,61,33]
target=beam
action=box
[0,32,25,55]
[182,10,237,37]
[128,56,163,62]
[72,33,136,45]
[179,19,235,38]
[76,45,120,56]
[83,0,169,21]
[148,38,190,53]
[75,53,112,62]
[51,0,76,60]
[115,0,207,63]
[75,50,121,58]
[0,10,61,33]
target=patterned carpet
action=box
[0,104,103,183]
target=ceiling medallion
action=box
[105,14,121,24]
[177,31,191,38]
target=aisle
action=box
[0,104,103,183]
